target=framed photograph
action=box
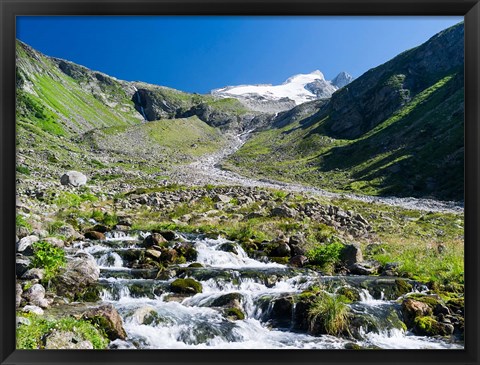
[1,1,479,365]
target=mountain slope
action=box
[224,22,464,201]
[15,41,246,190]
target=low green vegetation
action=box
[307,292,350,336]
[16,313,109,349]
[306,240,345,273]
[30,241,66,282]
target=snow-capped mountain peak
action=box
[211,70,353,112]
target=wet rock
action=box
[211,293,243,308]
[289,255,308,268]
[336,286,361,302]
[53,253,100,299]
[45,331,94,349]
[268,241,291,257]
[413,316,454,336]
[402,298,433,327]
[84,231,106,240]
[92,224,109,233]
[82,303,127,340]
[157,230,177,241]
[17,235,39,255]
[224,307,245,321]
[160,248,179,263]
[218,242,239,255]
[146,249,161,259]
[340,243,363,266]
[174,242,198,261]
[132,306,158,325]
[60,171,87,187]
[170,278,203,294]
[348,261,380,275]
[142,233,167,248]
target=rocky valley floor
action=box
[15,131,465,350]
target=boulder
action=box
[22,305,44,315]
[56,224,82,240]
[84,231,106,240]
[402,298,433,327]
[132,306,158,325]
[45,331,94,349]
[289,255,308,268]
[142,233,167,248]
[23,283,49,308]
[22,268,45,281]
[170,278,202,294]
[340,243,363,266]
[348,261,380,275]
[17,235,39,255]
[43,237,65,248]
[16,254,31,277]
[82,303,127,340]
[53,253,100,299]
[60,171,87,187]
[268,241,291,257]
[218,242,239,255]
[271,205,297,218]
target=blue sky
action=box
[16,16,462,93]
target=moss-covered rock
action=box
[170,278,203,294]
[413,316,454,336]
[224,307,245,321]
[336,286,361,302]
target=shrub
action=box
[308,292,350,335]
[30,241,66,282]
[306,240,344,270]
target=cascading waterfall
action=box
[75,232,462,350]
[133,86,148,120]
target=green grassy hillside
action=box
[224,23,464,201]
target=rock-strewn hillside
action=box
[225,22,464,201]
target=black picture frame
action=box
[1,1,479,364]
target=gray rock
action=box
[22,305,44,315]
[43,236,65,248]
[23,283,48,308]
[16,316,31,326]
[271,205,297,218]
[53,253,100,299]
[17,235,39,255]
[56,224,82,240]
[45,331,94,349]
[16,283,23,308]
[60,171,87,187]
[22,268,45,280]
[16,254,31,277]
[132,306,158,325]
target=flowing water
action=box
[69,232,463,350]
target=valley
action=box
[14,22,465,350]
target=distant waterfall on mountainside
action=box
[133,86,148,120]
